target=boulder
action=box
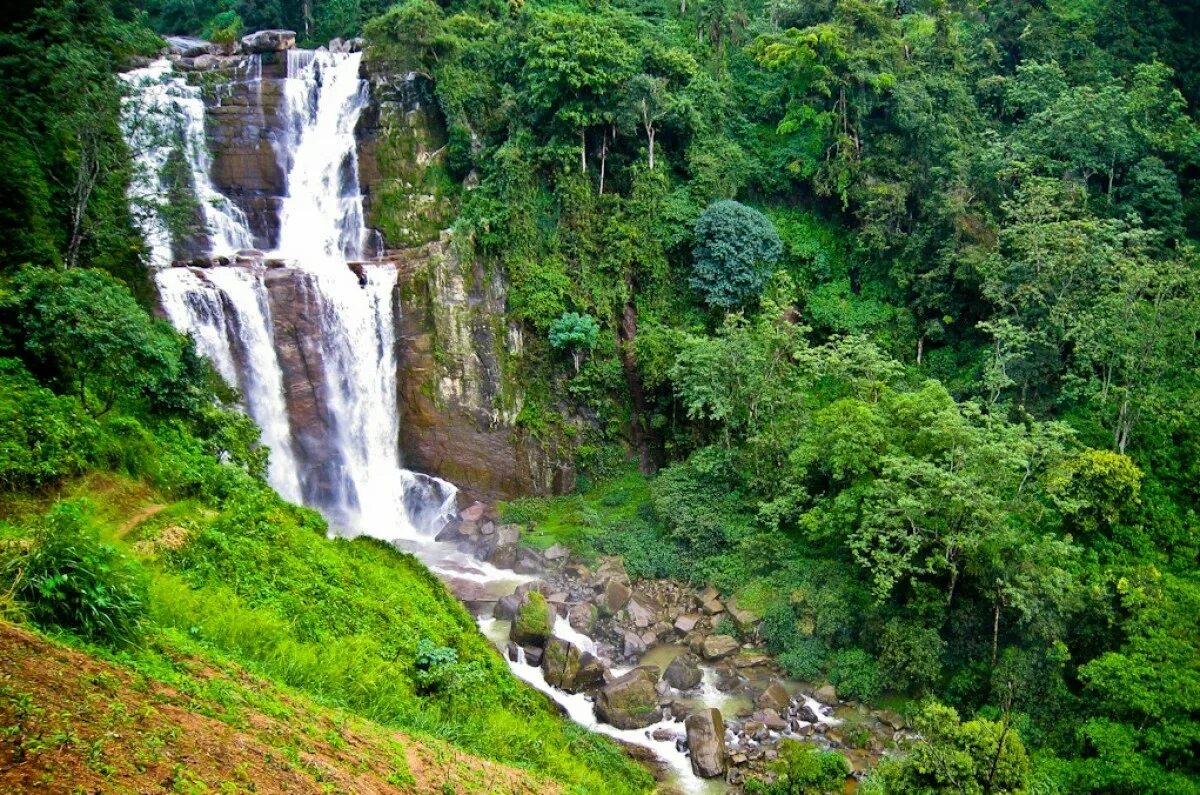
[601,578,632,615]
[483,523,520,568]
[726,596,760,634]
[165,36,217,57]
[505,641,519,663]
[756,708,787,732]
[493,593,521,622]
[542,638,607,693]
[662,653,703,690]
[685,708,727,778]
[756,680,790,712]
[460,502,486,522]
[594,668,662,730]
[434,518,463,543]
[240,29,296,53]
[544,543,570,562]
[514,546,543,575]
[621,629,647,658]
[509,591,552,648]
[700,634,740,660]
[523,645,543,667]
[799,701,823,723]
[702,598,725,615]
[815,683,838,705]
[626,593,658,627]
[568,602,597,634]
[674,613,702,634]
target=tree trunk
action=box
[647,127,656,170]
[580,129,586,172]
[599,129,608,195]
[991,598,1001,667]
[619,300,655,473]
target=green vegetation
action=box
[746,739,850,795]
[352,0,1199,791]
[0,0,1197,791]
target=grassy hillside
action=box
[0,473,654,794]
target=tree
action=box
[748,739,850,794]
[690,200,783,309]
[868,701,1030,794]
[548,312,600,373]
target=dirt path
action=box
[116,503,165,537]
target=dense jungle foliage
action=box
[0,0,1197,792]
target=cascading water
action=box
[121,60,256,263]
[122,51,456,540]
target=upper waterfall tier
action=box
[122,51,458,541]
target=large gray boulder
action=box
[165,36,218,57]
[594,668,662,729]
[241,29,296,53]
[756,679,790,712]
[685,708,727,777]
[662,653,703,690]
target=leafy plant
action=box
[6,501,148,645]
[548,312,600,373]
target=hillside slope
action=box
[0,620,555,794]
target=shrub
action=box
[593,518,687,580]
[778,637,828,681]
[7,501,148,645]
[828,648,881,701]
[745,739,850,794]
[690,200,782,309]
[413,638,459,694]
[0,359,97,489]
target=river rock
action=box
[594,668,662,730]
[241,29,296,53]
[514,546,543,575]
[601,578,632,615]
[756,680,790,712]
[482,523,520,568]
[701,634,740,660]
[756,708,788,732]
[662,653,703,690]
[493,593,521,621]
[685,708,727,777]
[726,596,760,634]
[626,593,659,628]
[542,638,606,693]
[523,645,543,666]
[509,591,552,647]
[544,543,570,562]
[702,598,724,615]
[815,683,838,705]
[621,629,647,657]
[674,613,702,633]
[799,700,823,723]
[568,602,597,634]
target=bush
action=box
[0,359,97,489]
[6,501,148,645]
[828,648,881,701]
[548,311,600,373]
[593,518,687,580]
[779,637,829,681]
[746,739,850,794]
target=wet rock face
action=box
[685,708,727,778]
[262,267,343,506]
[392,240,572,501]
[541,638,606,693]
[241,30,296,53]
[205,56,290,250]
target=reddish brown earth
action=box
[0,622,556,794]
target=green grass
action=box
[500,468,652,556]
[0,474,654,795]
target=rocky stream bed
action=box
[422,501,917,793]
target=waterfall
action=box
[121,60,255,264]
[156,267,303,502]
[122,51,456,540]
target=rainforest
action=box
[0,0,1197,793]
